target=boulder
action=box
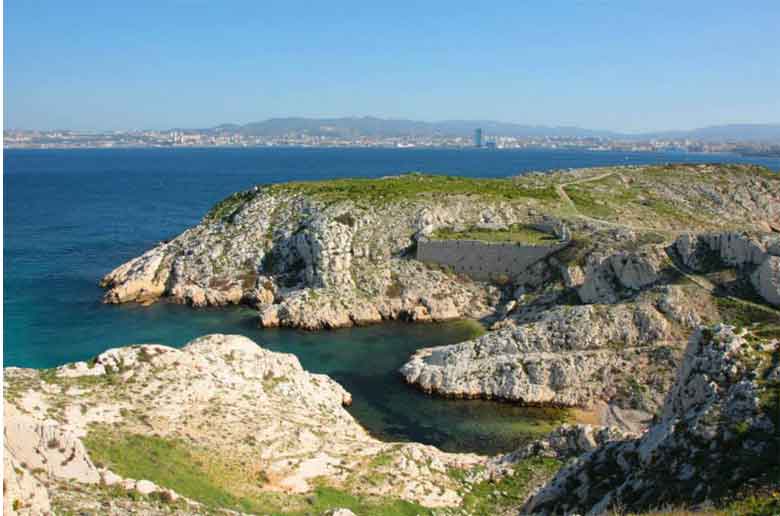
[751,255,780,307]
[578,249,664,304]
[100,245,170,303]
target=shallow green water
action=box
[99,304,567,455]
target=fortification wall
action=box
[416,239,569,281]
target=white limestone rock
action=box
[577,248,665,304]
[4,334,487,512]
[401,302,672,407]
[100,244,171,304]
[524,324,779,515]
[751,255,780,307]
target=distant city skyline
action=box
[4,1,780,132]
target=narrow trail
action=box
[554,171,616,210]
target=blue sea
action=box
[4,147,779,453]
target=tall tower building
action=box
[474,128,483,147]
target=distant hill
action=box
[212,116,621,139]
[206,117,780,142]
[641,124,780,142]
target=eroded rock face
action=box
[674,232,773,271]
[100,167,780,331]
[294,215,356,289]
[752,255,780,307]
[523,324,780,515]
[494,424,634,467]
[99,185,518,329]
[3,444,52,515]
[577,247,667,304]
[401,302,674,408]
[673,231,780,307]
[100,245,171,304]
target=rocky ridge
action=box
[401,225,780,422]
[523,324,780,515]
[101,165,780,331]
[98,164,780,438]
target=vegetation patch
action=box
[83,427,436,515]
[430,224,559,245]
[206,190,257,222]
[715,297,780,332]
[267,173,559,206]
[565,186,617,219]
[447,319,488,340]
[456,457,561,516]
[84,429,252,511]
[552,236,592,267]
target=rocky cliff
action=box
[101,165,780,331]
[523,324,780,515]
[6,326,778,515]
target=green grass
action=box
[566,186,616,218]
[84,429,253,512]
[83,428,436,515]
[286,485,430,516]
[721,493,780,516]
[457,457,562,516]
[447,318,488,340]
[205,190,257,222]
[430,223,559,245]
[644,199,699,226]
[715,297,780,330]
[266,173,560,205]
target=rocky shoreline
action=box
[4,324,778,515]
[7,163,780,514]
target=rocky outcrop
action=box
[577,247,668,304]
[494,424,634,466]
[99,179,530,329]
[523,324,780,515]
[256,259,492,329]
[401,301,676,408]
[100,245,171,304]
[294,215,356,289]
[3,444,52,515]
[101,166,779,330]
[752,255,780,307]
[4,335,493,514]
[674,231,773,271]
[673,231,780,307]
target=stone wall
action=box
[416,239,569,281]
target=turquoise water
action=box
[5,147,779,453]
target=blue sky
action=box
[4,1,779,132]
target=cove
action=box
[8,148,779,455]
[12,297,567,454]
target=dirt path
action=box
[555,170,616,210]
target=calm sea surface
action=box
[5,147,779,453]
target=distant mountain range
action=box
[206,117,780,142]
